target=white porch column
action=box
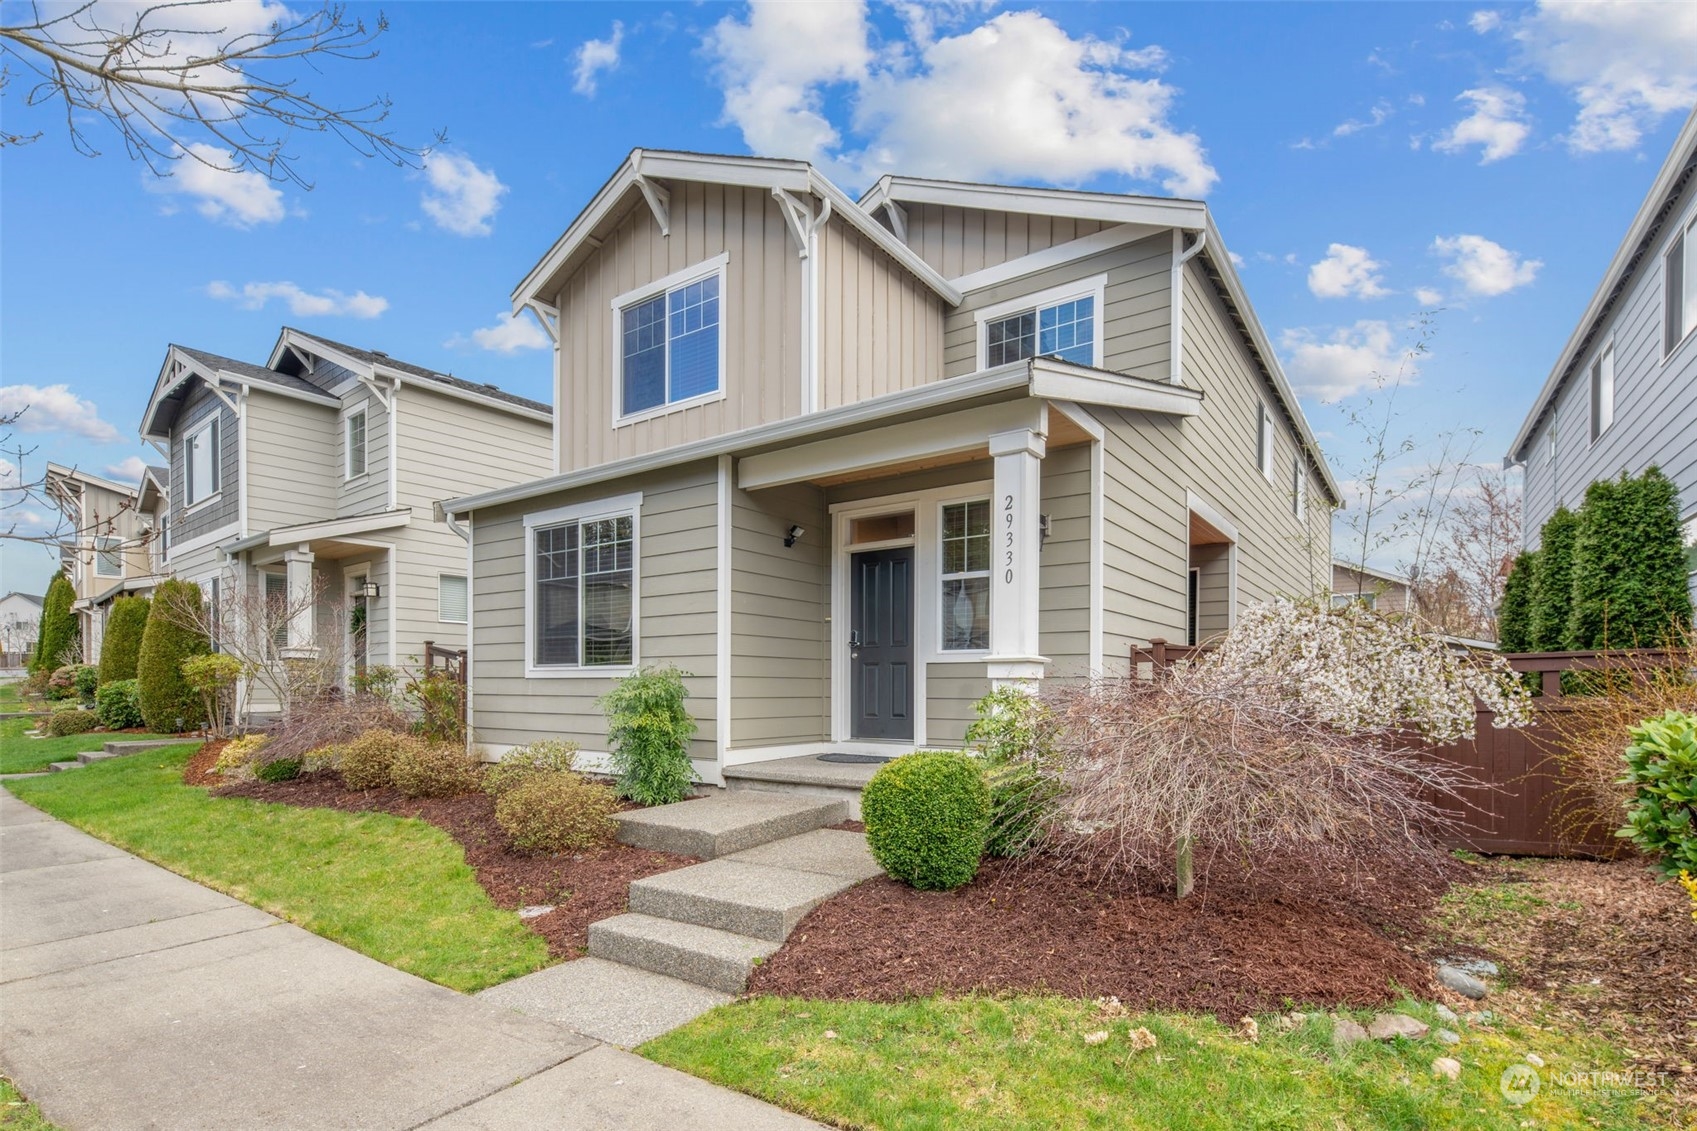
[987,427,1048,687]
[280,544,318,660]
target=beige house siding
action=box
[551,184,804,473]
[1039,443,1093,678]
[1192,542,1232,640]
[926,664,988,748]
[244,394,338,534]
[337,391,390,517]
[899,204,1109,279]
[468,461,719,762]
[816,214,946,408]
[943,232,1173,380]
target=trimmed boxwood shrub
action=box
[43,707,100,737]
[99,596,151,683]
[390,741,482,798]
[1618,709,1697,880]
[339,728,419,790]
[862,751,991,891]
[600,666,697,806]
[32,573,76,674]
[483,739,580,798]
[95,679,144,730]
[495,771,619,853]
[137,579,209,733]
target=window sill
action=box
[345,472,370,484]
[930,650,991,664]
[614,389,725,429]
[181,492,222,516]
[525,665,637,680]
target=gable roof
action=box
[271,328,552,419]
[142,343,336,439]
[1,592,44,607]
[1508,104,1697,465]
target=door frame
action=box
[847,543,917,742]
[342,561,371,689]
[828,479,994,748]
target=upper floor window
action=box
[1257,404,1275,482]
[976,277,1105,371]
[1684,516,1697,580]
[1291,455,1307,518]
[527,496,639,672]
[185,417,220,507]
[1668,214,1697,355]
[346,409,368,479]
[1589,342,1615,442]
[940,499,991,651]
[94,536,122,577]
[617,257,725,420]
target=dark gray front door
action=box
[849,546,914,741]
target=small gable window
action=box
[185,417,220,507]
[346,409,368,478]
[617,257,725,420]
[986,296,1095,367]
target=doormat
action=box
[817,753,892,764]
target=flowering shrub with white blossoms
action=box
[1198,598,1534,742]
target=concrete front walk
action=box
[0,791,822,1131]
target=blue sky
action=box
[4,0,1695,596]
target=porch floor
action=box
[721,754,886,792]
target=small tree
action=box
[1497,551,1538,653]
[181,653,243,738]
[1531,506,1580,651]
[31,572,75,674]
[98,595,151,683]
[137,579,210,733]
[1567,467,1694,649]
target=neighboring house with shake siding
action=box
[137,328,551,700]
[444,149,1339,784]
[1507,105,1697,603]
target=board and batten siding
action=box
[729,481,829,747]
[551,184,804,473]
[898,204,1110,280]
[942,232,1173,381]
[170,385,240,542]
[337,391,389,517]
[816,214,946,408]
[243,393,338,534]
[468,461,719,762]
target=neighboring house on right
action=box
[1507,105,1697,602]
[1330,560,1416,615]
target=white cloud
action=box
[703,3,1217,196]
[1433,87,1532,163]
[1279,321,1412,400]
[150,142,285,227]
[1333,101,1393,137]
[1308,243,1390,299]
[0,384,120,442]
[1500,0,1697,153]
[420,151,507,237]
[207,280,389,318]
[1469,10,1502,33]
[1414,287,1445,305]
[447,312,550,354]
[1228,250,1246,268]
[573,21,624,96]
[1432,234,1542,296]
[103,456,149,483]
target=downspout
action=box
[1169,229,1208,385]
[806,197,832,415]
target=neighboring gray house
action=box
[138,328,552,695]
[1507,104,1697,601]
[1330,560,1416,617]
[444,149,1340,784]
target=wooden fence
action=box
[1129,640,1677,857]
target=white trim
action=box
[437,571,469,624]
[1587,335,1617,445]
[1028,359,1202,417]
[167,520,242,561]
[715,454,733,769]
[1169,227,1208,385]
[387,381,400,511]
[723,740,922,768]
[342,560,371,689]
[611,254,730,427]
[973,274,1108,372]
[952,224,1163,294]
[183,416,221,509]
[1258,403,1275,482]
[387,545,397,668]
[466,517,477,747]
[1186,489,1241,543]
[264,509,412,546]
[235,387,249,536]
[936,496,993,658]
[867,174,1207,230]
[523,491,643,679]
[1086,413,1106,674]
[344,403,369,481]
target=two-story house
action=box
[443,150,1340,785]
[1507,105,1697,601]
[44,463,169,663]
[138,328,552,697]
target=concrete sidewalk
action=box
[0,791,821,1131]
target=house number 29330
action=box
[1002,494,1015,583]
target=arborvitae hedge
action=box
[1497,551,1538,653]
[1529,506,1580,651]
[31,573,77,674]
[137,579,210,733]
[1566,467,1694,649]
[98,595,151,684]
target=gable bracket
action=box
[357,372,396,410]
[202,377,240,414]
[883,199,908,244]
[635,174,671,237]
[523,299,561,345]
[772,188,832,259]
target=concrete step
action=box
[614,792,848,859]
[726,828,884,881]
[587,913,779,994]
[476,957,730,1048]
[76,750,122,766]
[629,858,856,942]
[47,761,82,773]
[723,755,885,820]
[103,738,197,756]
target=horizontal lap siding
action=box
[469,462,719,758]
[1192,542,1231,640]
[554,185,802,473]
[927,663,987,748]
[731,482,829,746]
[1040,444,1093,678]
[903,205,1108,279]
[818,217,946,408]
[244,395,337,533]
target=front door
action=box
[849,546,914,741]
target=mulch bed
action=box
[211,770,697,959]
[750,849,1468,1018]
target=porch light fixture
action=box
[784,524,806,548]
[356,579,382,600]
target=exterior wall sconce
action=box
[1039,513,1051,546]
[356,579,382,600]
[784,524,806,548]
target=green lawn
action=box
[0,680,24,710]
[644,995,1651,1130]
[5,746,550,992]
[0,1075,59,1131]
[0,717,182,775]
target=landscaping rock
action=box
[1332,1017,1368,1047]
[1436,965,1490,999]
[1436,956,1499,977]
[516,905,554,920]
[1465,1009,1494,1025]
[1435,1028,1461,1045]
[1367,1013,1429,1041]
[1432,1057,1462,1081]
[1433,1004,1459,1024]
[1525,1052,1545,1068]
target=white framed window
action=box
[974,276,1107,371]
[939,498,991,652]
[94,536,122,577]
[1291,455,1307,518]
[184,417,220,507]
[263,571,288,654]
[1667,214,1697,356]
[1257,404,1275,482]
[525,493,641,675]
[346,408,368,479]
[1589,342,1615,442]
[1684,515,1697,580]
[613,255,727,422]
[438,574,468,623]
